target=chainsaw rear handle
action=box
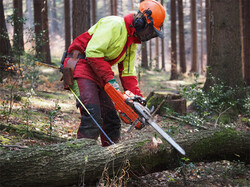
[104,83,142,129]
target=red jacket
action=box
[64,14,142,96]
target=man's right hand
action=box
[108,79,120,91]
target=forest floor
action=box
[0,66,249,186]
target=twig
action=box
[151,96,167,116]
[164,115,208,130]
[215,107,231,127]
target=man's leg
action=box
[99,87,121,146]
[76,78,102,140]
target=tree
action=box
[0,129,249,186]
[0,0,11,56]
[111,0,117,15]
[199,0,204,74]
[141,42,149,69]
[13,0,24,52]
[203,0,245,98]
[178,0,186,74]
[50,0,59,34]
[205,0,210,67]
[64,0,71,50]
[170,0,178,80]
[41,0,51,64]
[72,0,90,39]
[33,0,43,59]
[240,0,250,86]
[190,0,198,73]
[155,37,159,70]
[161,0,165,71]
[149,40,153,68]
[92,0,96,24]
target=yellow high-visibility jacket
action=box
[66,13,142,96]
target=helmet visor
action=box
[153,26,164,39]
[135,24,160,42]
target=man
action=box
[63,0,166,146]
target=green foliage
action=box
[178,74,249,126]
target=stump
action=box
[147,91,187,115]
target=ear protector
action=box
[134,9,153,31]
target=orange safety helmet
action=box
[139,0,166,38]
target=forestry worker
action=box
[62,0,166,146]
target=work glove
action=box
[108,79,120,91]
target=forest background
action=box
[0,0,249,186]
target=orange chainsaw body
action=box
[104,83,141,128]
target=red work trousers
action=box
[76,78,121,146]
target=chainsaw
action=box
[104,83,186,155]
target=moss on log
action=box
[0,128,249,186]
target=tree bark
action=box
[178,0,186,74]
[170,0,178,80]
[91,0,96,24]
[155,37,159,70]
[190,0,198,73]
[41,0,51,64]
[0,0,11,56]
[205,0,210,67]
[50,0,59,34]
[0,129,249,186]
[203,0,245,95]
[240,0,250,86]
[200,0,204,74]
[64,0,71,50]
[161,0,165,71]
[33,0,43,59]
[13,0,24,52]
[141,42,149,69]
[72,0,90,39]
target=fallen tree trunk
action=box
[0,128,249,186]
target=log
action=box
[0,129,249,186]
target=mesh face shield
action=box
[135,23,159,42]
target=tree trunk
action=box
[240,0,250,86]
[72,0,90,39]
[33,0,43,59]
[25,0,33,28]
[50,0,59,34]
[42,0,51,64]
[178,0,186,74]
[13,0,24,52]
[205,0,210,67]
[149,40,152,68]
[141,42,149,69]
[64,0,71,50]
[155,37,159,70]
[0,129,249,186]
[170,0,178,80]
[161,0,165,71]
[203,0,245,94]
[91,0,96,24]
[190,0,198,73]
[0,0,11,56]
[111,0,117,15]
[200,0,204,74]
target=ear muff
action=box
[134,9,154,31]
[134,11,146,31]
